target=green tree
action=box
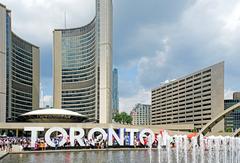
[126,115,133,124]
[225,127,233,133]
[113,113,122,123]
[192,127,198,132]
[113,112,132,124]
[120,112,128,124]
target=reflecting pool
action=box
[1,150,159,163]
[1,148,240,163]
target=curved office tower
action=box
[53,0,112,123]
[0,4,40,122]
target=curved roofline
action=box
[199,102,240,135]
[20,108,88,118]
[0,3,39,49]
[0,3,6,8]
[54,16,96,32]
[12,31,39,49]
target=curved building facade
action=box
[53,0,112,123]
[0,4,40,122]
[7,33,39,121]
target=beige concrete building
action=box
[130,104,151,125]
[53,0,112,123]
[151,62,224,132]
[0,4,7,123]
[0,3,40,122]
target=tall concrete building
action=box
[151,62,224,132]
[130,104,151,125]
[112,68,119,116]
[0,3,40,122]
[53,0,112,123]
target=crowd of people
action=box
[0,133,179,151]
[0,137,30,152]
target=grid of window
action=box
[131,104,151,125]
[224,99,240,132]
[6,33,34,121]
[60,19,97,121]
[151,69,212,129]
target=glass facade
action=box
[8,33,34,120]
[224,99,240,132]
[54,0,112,123]
[60,20,97,122]
[112,68,119,116]
[3,8,39,122]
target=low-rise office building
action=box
[151,62,224,132]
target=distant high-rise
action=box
[112,68,119,116]
[233,92,240,100]
[53,0,112,123]
[151,62,224,132]
[0,3,40,122]
[130,104,151,125]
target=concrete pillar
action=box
[16,129,18,137]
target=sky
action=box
[1,0,240,113]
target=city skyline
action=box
[1,0,240,113]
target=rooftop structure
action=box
[18,108,88,123]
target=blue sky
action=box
[2,0,240,113]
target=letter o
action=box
[45,127,68,147]
[88,128,107,143]
[139,129,155,145]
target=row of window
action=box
[152,71,211,94]
[152,81,211,98]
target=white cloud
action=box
[1,0,95,46]
[119,88,151,114]
[40,95,53,108]
[136,37,170,84]
[224,88,234,99]
[40,83,53,108]
[119,0,240,112]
